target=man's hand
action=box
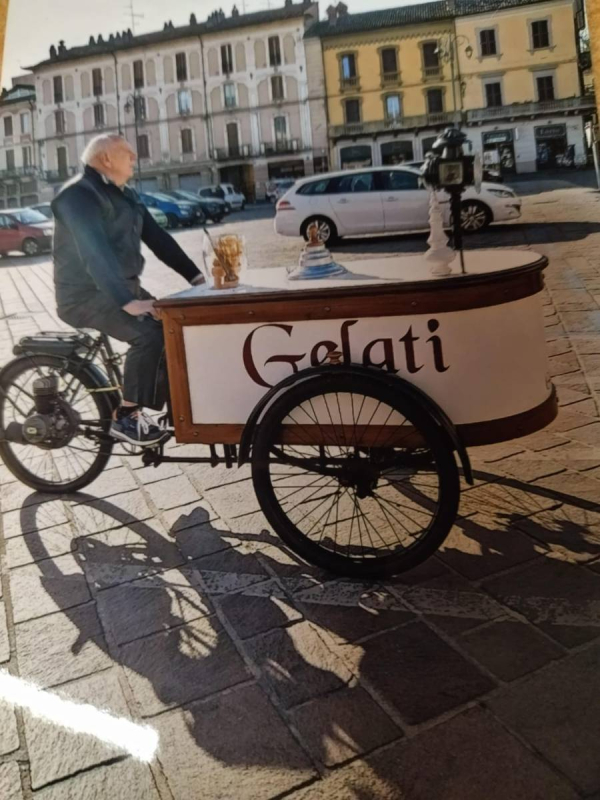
[122,299,159,319]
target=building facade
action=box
[27,1,328,201]
[0,82,39,208]
[309,0,593,173]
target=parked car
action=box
[0,208,54,256]
[275,167,521,244]
[148,207,169,228]
[199,183,246,211]
[197,186,232,214]
[139,192,201,228]
[30,202,54,220]
[266,178,296,204]
[162,190,225,223]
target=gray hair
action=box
[81,133,126,165]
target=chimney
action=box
[285,0,292,6]
[49,44,57,58]
[89,35,96,45]
[58,40,67,54]
[326,5,337,23]
[97,34,104,44]
[336,2,348,16]
[190,13,197,24]
[232,4,240,17]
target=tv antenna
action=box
[125,0,144,35]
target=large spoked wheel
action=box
[252,372,460,578]
[0,355,115,493]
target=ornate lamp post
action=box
[124,93,143,190]
[434,35,473,126]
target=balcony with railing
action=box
[260,138,302,156]
[329,110,461,139]
[211,144,255,161]
[423,65,442,81]
[0,166,38,180]
[340,75,360,93]
[467,94,595,122]
[381,71,401,87]
[44,167,78,183]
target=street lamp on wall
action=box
[434,35,473,126]
[124,93,143,191]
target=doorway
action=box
[535,124,567,170]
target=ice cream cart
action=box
[151,247,556,578]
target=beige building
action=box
[0,81,39,208]
[26,1,328,201]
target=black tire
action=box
[0,355,115,493]
[241,201,246,210]
[166,213,179,229]
[210,214,224,223]
[251,372,460,578]
[301,216,339,245]
[460,200,492,233]
[22,238,40,256]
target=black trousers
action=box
[57,284,168,411]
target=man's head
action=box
[81,134,135,187]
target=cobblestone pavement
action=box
[1,179,600,799]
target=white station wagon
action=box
[275,166,521,244]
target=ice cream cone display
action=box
[202,230,247,290]
[287,222,350,281]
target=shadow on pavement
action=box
[16,465,600,797]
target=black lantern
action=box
[422,128,480,271]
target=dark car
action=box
[164,189,225,223]
[197,186,232,215]
[161,190,216,224]
[0,208,53,256]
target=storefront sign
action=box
[535,125,567,139]
[483,131,513,145]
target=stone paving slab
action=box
[121,615,251,716]
[0,763,23,800]
[488,643,600,796]
[155,683,316,800]
[24,669,132,790]
[33,759,161,800]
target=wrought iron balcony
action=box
[0,166,38,179]
[329,111,461,139]
[44,167,78,182]
[211,145,255,161]
[466,94,595,122]
[260,138,301,156]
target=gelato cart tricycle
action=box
[0,248,556,579]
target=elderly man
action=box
[52,134,205,446]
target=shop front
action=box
[482,130,516,174]
[339,144,373,169]
[380,140,414,165]
[535,124,568,170]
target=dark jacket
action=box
[52,166,201,309]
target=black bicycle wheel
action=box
[252,372,460,578]
[0,355,115,492]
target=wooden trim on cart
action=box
[156,257,548,323]
[170,388,558,448]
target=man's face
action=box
[103,141,136,186]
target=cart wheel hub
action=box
[339,459,380,499]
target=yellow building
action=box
[308,0,593,173]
